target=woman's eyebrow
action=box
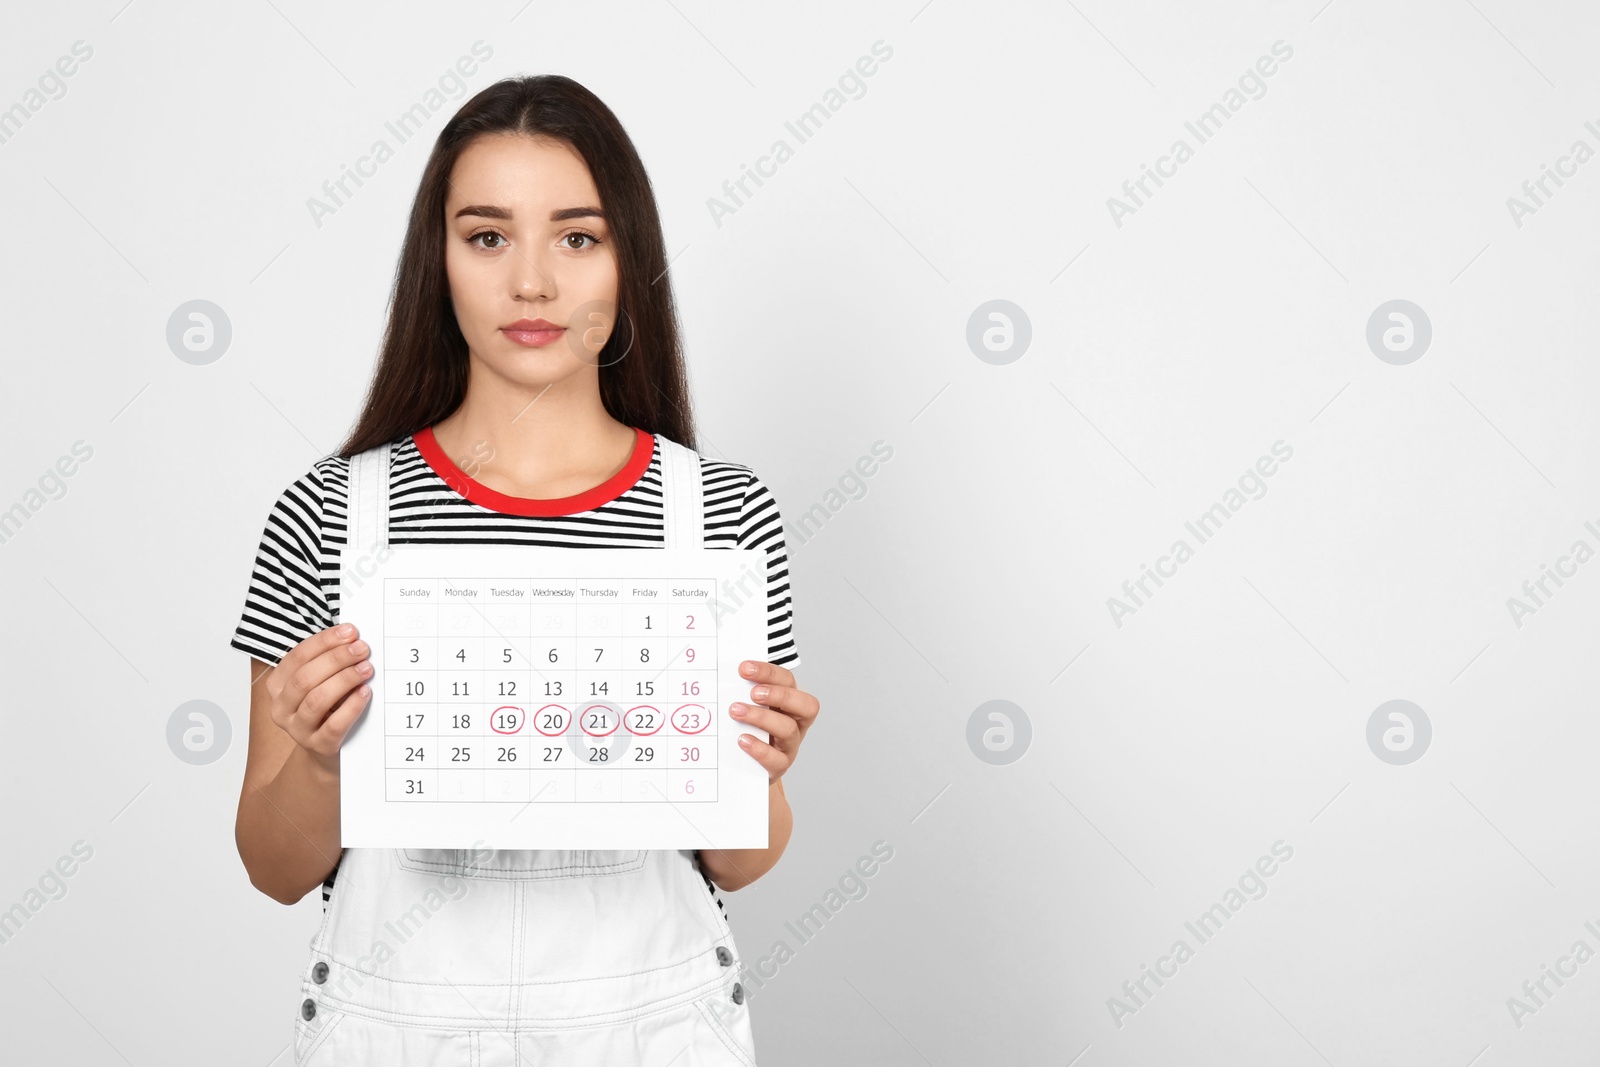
[452,204,605,222]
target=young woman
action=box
[231,74,819,1065]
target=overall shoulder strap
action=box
[345,442,392,563]
[655,434,704,549]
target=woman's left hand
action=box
[731,661,819,784]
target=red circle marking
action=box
[672,704,710,735]
[624,705,664,736]
[489,706,526,735]
[580,703,621,737]
[533,704,571,737]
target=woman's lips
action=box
[502,326,567,347]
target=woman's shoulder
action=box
[293,436,414,497]
[279,451,352,500]
[257,445,372,534]
[677,445,775,509]
[692,450,757,485]
[680,450,792,540]
[642,433,752,501]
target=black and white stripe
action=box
[231,433,799,919]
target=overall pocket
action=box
[292,1000,346,1066]
[394,848,648,881]
[693,983,759,1067]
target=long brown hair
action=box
[338,74,695,458]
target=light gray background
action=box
[2,1,1597,1063]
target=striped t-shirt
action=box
[230,425,800,919]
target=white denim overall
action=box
[291,435,758,1066]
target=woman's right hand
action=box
[266,623,374,774]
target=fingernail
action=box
[738,735,752,748]
[741,662,757,676]
[731,704,746,717]
[339,624,355,637]
[751,686,768,701]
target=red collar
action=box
[411,426,655,516]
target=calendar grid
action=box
[381,577,721,805]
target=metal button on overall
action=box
[716,946,733,966]
[731,983,744,1004]
[301,998,316,1020]
[312,961,329,984]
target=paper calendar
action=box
[338,544,770,850]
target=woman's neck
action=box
[428,377,638,500]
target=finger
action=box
[307,636,372,689]
[281,625,363,706]
[308,680,374,758]
[292,657,374,737]
[730,701,799,743]
[736,731,789,779]
[738,659,795,692]
[281,624,361,685]
[280,644,369,741]
[745,682,819,725]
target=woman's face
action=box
[443,133,619,392]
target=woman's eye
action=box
[468,230,599,251]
